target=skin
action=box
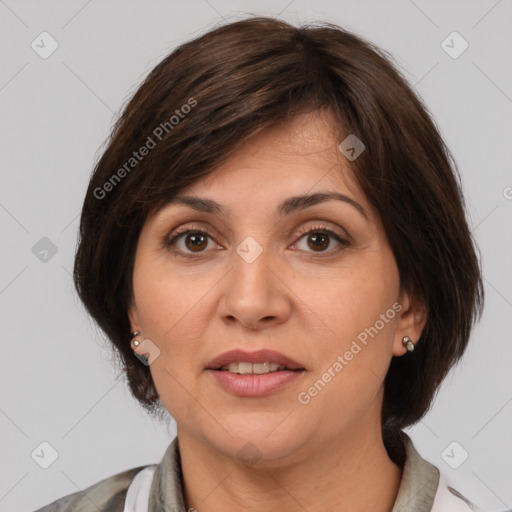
[129,108,427,512]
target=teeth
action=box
[220,362,286,374]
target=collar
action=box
[391,433,440,511]
[148,433,440,512]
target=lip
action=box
[206,349,305,371]
[207,369,304,397]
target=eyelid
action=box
[168,223,223,241]
[293,221,351,243]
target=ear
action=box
[128,301,142,335]
[392,290,427,356]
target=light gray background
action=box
[1,1,511,511]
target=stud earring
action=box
[402,336,415,352]
[131,331,141,348]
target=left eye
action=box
[293,229,349,253]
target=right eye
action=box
[164,228,223,258]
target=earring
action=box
[131,331,141,348]
[402,336,415,352]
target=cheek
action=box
[135,268,209,423]
[133,246,199,331]
[297,299,398,422]
[293,252,400,410]
[132,256,200,367]
[297,253,399,353]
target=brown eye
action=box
[184,232,209,252]
[307,232,330,251]
[293,226,350,256]
[164,228,221,258]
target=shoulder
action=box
[33,464,151,512]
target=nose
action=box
[217,241,292,330]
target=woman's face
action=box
[129,109,425,466]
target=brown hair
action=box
[73,16,484,438]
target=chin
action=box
[199,416,312,467]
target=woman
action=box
[35,16,490,512]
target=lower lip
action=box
[207,369,304,397]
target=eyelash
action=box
[163,223,351,259]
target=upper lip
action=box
[206,349,305,371]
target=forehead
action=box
[146,108,376,228]
[183,109,362,201]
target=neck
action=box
[178,426,403,512]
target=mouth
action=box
[206,349,306,397]
[217,362,299,374]
[206,348,305,373]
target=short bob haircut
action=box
[73,16,484,441]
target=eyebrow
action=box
[165,191,369,220]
